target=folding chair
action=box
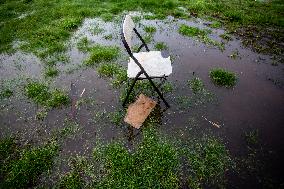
[121,15,172,108]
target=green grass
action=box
[77,37,91,52]
[25,81,70,107]
[178,24,224,50]
[0,0,282,60]
[104,34,113,40]
[175,77,214,109]
[108,110,125,126]
[44,66,59,78]
[0,139,58,188]
[92,25,105,35]
[84,45,120,66]
[97,63,122,77]
[219,33,233,41]
[179,24,211,37]
[210,21,222,28]
[186,135,233,188]
[93,128,180,188]
[101,13,114,22]
[188,77,204,94]
[144,26,157,33]
[210,68,237,87]
[154,42,168,50]
[58,170,84,189]
[0,89,13,99]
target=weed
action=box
[84,45,120,66]
[210,68,237,87]
[45,66,59,78]
[154,42,168,50]
[144,26,157,33]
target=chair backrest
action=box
[122,15,135,52]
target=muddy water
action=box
[0,14,283,185]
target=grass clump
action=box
[0,139,58,188]
[97,63,122,77]
[25,81,50,105]
[210,21,222,28]
[45,66,59,78]
[179,24,210,37]
[0,89,13,99]
[155,42,168,50]
[144,26,157,33]
[47,89,70,108]
[179,24,224,50]
[104,34,113,40]
[25,81,70,107]
[77,37,90,52]
[188,77,204,94]
[93,128,180,188]
[84,45,120,66]
[209,68,237,87]
[186,136,233,189]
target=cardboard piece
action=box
[124,94,157,129]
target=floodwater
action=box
[0,14,283,187]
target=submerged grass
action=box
[25,81,70,107]
[93,128,180,188]
[84,45,120,66]
[0,138,58,189]
[186,135,233,188]
[179,24,224,50]
[144,26,157,33]
[155,42,168,50]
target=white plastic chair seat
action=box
[127,51,172,78]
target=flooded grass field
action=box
[1,0,284,188]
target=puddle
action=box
[1,14,283,185]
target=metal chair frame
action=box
[121,16,170,107]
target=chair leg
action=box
[123,71,143,107]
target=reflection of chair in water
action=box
[121,14,172,107]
